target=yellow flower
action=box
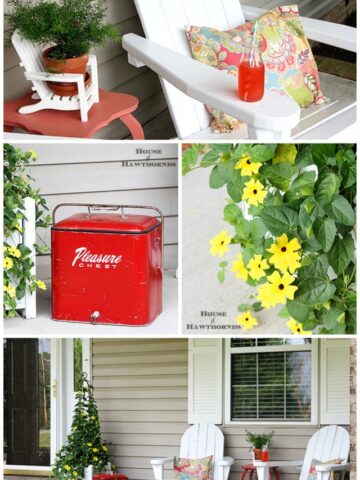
[90,415,96,420]
[235,155,262,177]
[102,446,108,451]
[72,426,77,431]
[236,311,258,330]
[81,411,88,416]
[64,465,71,471]
[4,285,16,298]
[247,254,269,281]
[29,148,38,159]
[93,457,99,462]
[87,442,92,447]
[8,246,21,258]
[257,271,297,309]
[209,230,232,257]
[92,448,99,452]
[3,246,8,253]
[242,179,267,206]
[230,254,248,281]
[14,223,23,232]
[3,257,14,270]
[267,234,301,274]
[287,318,312,335]
[36,280,47,290]
[73,472,78,477]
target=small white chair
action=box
[123,0,357,140]
[254,425,350,480]
[151,423,234,480]
[12,31,100,122]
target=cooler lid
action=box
[53,213,161,234]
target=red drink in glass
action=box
[260,449,269,462]
[238,60,265,102]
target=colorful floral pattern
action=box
[186,5,327,133]
[174,455,213,480]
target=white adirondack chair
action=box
[254,425,350,480]
[5,197,37,319]
[122,0,357,140]
[12,31,100,122]
[151,423,234,480]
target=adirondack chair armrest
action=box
[151,457,175,466]
[216,457,235,467]
[315,463,350,472]
[123,33,300,138]
[242,6,356,52]
[24,71,85,83]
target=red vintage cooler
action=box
[51,203,163,325]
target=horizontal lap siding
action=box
[92,339,321,480]
[92,339,189,480]
[13,142,178,277]
[4,0,168,139]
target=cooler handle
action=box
[52,203,164,262]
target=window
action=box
[226,339,317,424]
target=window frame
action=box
[224,339,318,426]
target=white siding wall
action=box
[4,0,170,139]
[92,339,330,480]
[11,142,178,279]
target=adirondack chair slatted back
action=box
[300,426,350,480]
[180,424,224,480]
[12,31,52,98]
[134,0,246,138]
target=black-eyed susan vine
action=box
[3,144,52,317]
[182,143,356,334]
[52,373,114,479]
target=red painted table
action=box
[241,464,280,480]
[93,475,128,480]
[4,89,144,139]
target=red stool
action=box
[240,464,280,480]
[4,89,144,139]
[93,475,128,480]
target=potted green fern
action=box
[6,0,121,95]
[245,430,274,460]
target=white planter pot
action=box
[84,465,93,480]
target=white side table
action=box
[253,460,303,480]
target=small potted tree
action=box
[6,0,120,96]
[245,430,274,460]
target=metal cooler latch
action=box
[90,311,101,323]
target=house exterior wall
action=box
[92,339,334,480]
[3,0,167,139]
[12,142,178,278]
[350,341,357,480]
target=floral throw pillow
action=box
[174,455,213,480]
[185,5,327,133]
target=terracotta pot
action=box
[42,46,89,96]
[48,72,92,97]
[253,448,262,460]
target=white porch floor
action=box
[4,271,178,335]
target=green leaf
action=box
[260,206,299,237]
[242,246,256,264]
[321,306,345,331]
[251,301,263,312]
[217,270,225,283]
[182,145,202,174]
[327,235,355,275]
[324,194,355,226]
[313,218,336,252]
[278,306,290,318]
[311,144,337,168]
[295,145,313,168]
[263,163,294,191]
[219,261,228,268]
[250,218,267,242]
[291,171,315,196]
[223,204,242,225]
[235,218,250,240]
[298,254,329,280]
[340,160,356,188]
[209,165,226,188]
[315,173,338,205]
[227,177,245,202]
[299,197,318,230]
[286,300,310,323]
[295,277,336,306]
[249,144,276,162]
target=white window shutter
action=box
[320,339,350,425]
[188,339,222,424]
